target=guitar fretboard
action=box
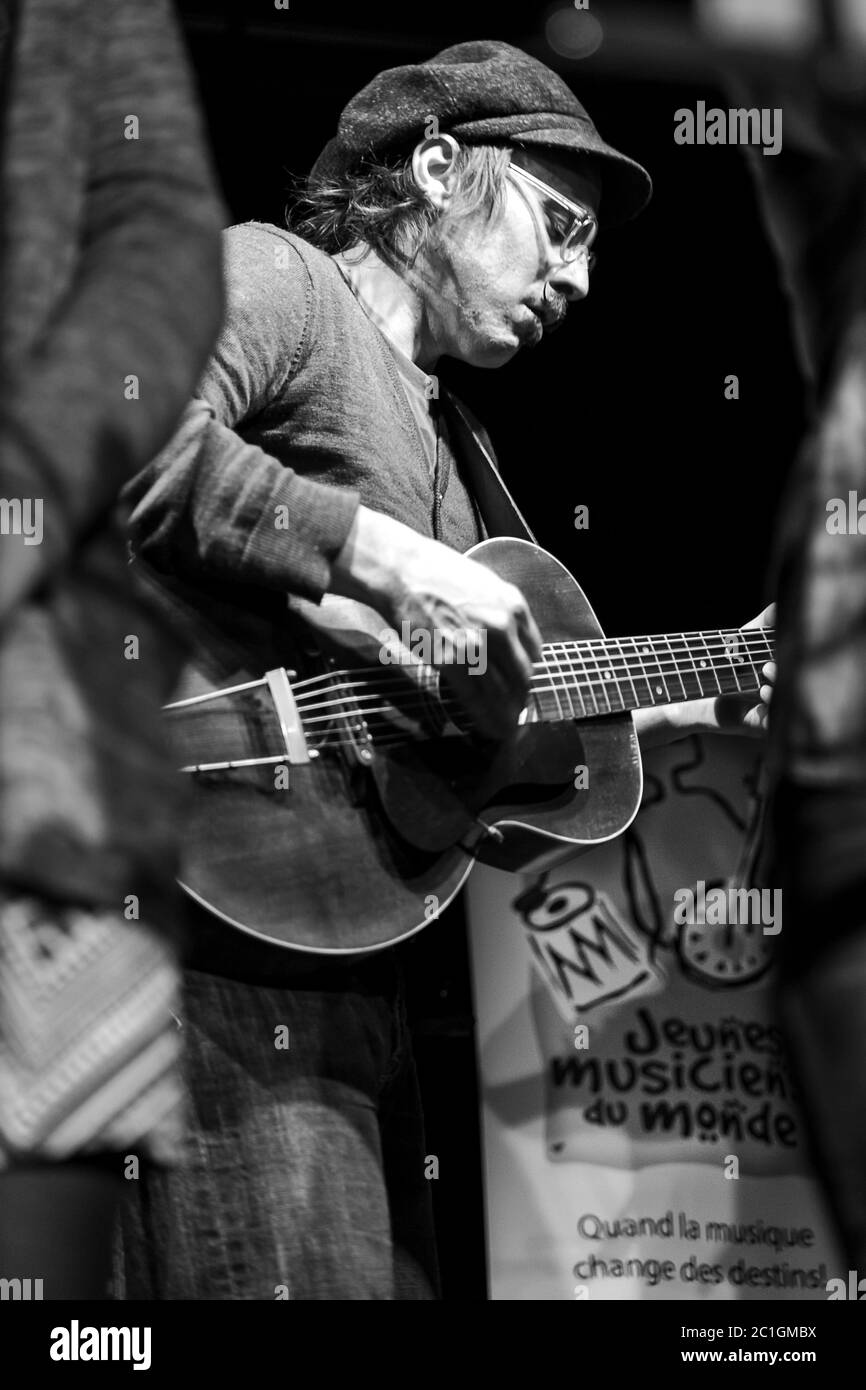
[528,628,774,721]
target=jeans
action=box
[112,955,439,1300]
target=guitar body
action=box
[169,539,643,954]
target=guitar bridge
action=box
[265,667,310,765]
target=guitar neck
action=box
[528,627,775,722]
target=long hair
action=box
[287,143,512,271]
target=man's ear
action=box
[411,134,461,209]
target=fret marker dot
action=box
[655,684,663,695]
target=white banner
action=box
[467,734,843,1300]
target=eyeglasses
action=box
[507,162,598,270]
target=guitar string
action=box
[174,633,775,767]
[286,632,775,696]
[179,667,770,766]
[305,661,768,743]
[288,636,774,718]
[286,628,775,694]
[287,631,773,688]
[296,676,766,726]
[295,648,772,702]
[173,638,774,727]
[179,657,769,728]
[179,672,768,766]
[300,690,762,727]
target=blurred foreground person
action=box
[701,0,866,1271]
[0,0,224,1297]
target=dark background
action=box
[174,0,805,1298]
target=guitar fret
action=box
[594,640,627,713]
[658,635,689,703]
[666,633,703,700]
[585,641,613,715]
[539,644,572,722]
[546,647,565,721]
[567,652,588,719]
[569,642,598,717]
[610,636,639,711]
[696,630,723,696]
[754,630,773,663]
[625,638,652,707]
[565,643,588,719]
[531,626,775,724]
[722,629,754,694]
[694,634,715,698]
[598,640,627,713]
[636,637,667,706]
[554,643,578,719]
[711,629,748,695]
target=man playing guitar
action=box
[115,40,773,1300]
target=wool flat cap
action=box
[309,39,652,226]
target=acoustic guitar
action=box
[165,538,774,955]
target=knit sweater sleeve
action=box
[126,223,361,602]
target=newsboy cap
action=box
[309,39,652,226]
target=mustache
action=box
[535,288,568,331]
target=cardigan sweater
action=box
[126,221,533,981]
[126,222,493,659]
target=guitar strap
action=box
[439,389,538,546]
